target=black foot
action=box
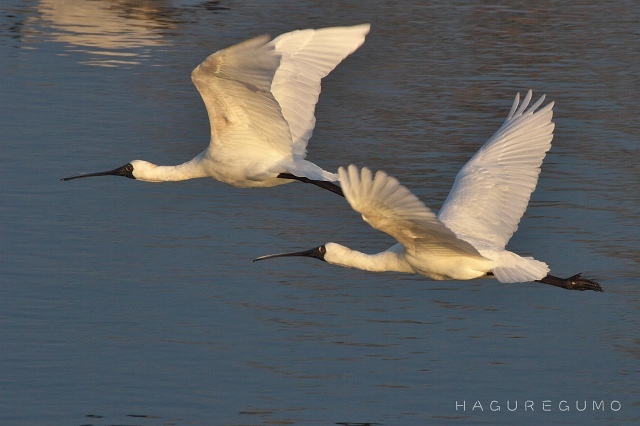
[536,273,603,292]
[277,173,344,197]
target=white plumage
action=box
[60,28,602,292]
[437,91,553,250]
[256,91,602,292]
[63,24,370,194]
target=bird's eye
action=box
[125,164,133,172]
[318,246,326,254]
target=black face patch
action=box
[311,245,327,261]
[116,163,135,179]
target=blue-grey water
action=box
[2,1,639,425]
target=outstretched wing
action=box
[339,165,484,258]
[437,90,554,249]
[271,24,370,158]
[191,35,293,156]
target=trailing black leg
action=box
[536,274,603,292]
[277,173,344,197]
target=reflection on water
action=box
[16,0,227,66]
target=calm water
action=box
[1,1,639,425]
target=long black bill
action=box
[277,173,344,197]
[253,245,326,262]
[61,163,135,181]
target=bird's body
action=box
[319,242,494,280]
[312,162,549,283]
[256,91,603,292]
[63,24,371,195]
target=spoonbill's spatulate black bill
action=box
[253,245,327,262]
[61,163,135,181]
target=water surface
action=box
[1,1,639,425]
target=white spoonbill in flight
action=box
[255,91,603,292]
[62,24,372,196]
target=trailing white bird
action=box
[255,91,603,292]
[62,24,372,196]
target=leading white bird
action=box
[255,91,603,292]
[62,24,372,196]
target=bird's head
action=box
[252,242,354,265]
[61,160,159,182]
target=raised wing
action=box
[437,90,554,249]
[339,165,484,258]
[270,24,370,158]
[191,34,293,156]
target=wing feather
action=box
[191,35,292,155]
[271,24,370,158]
[339,165,484,258]
[190,24,370,159]
[437,90,554,249]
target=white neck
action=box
[324,242,414,273]
[131,154,209,182]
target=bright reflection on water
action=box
[20,0,228,66]
[1,1,639,425]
